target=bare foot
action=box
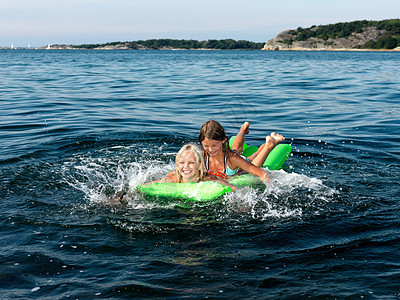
[266,132,285,148]
[240,122,250,135]
[265,135,276,148]
[270,132,285,144]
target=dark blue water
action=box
[1,49,399,299]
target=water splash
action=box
[61,141,337,223]
[222,169,337,220]
[61,143,175,207]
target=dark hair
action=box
[198,120,229,149]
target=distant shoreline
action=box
[263,48,400,52]
[1,47,399,52]
[18,39,266,51]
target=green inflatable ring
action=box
[229,136,291,170]
[138,139,292,204]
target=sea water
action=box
[1,49,399,298]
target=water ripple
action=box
[1,49,400,298]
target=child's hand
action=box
[262,173,270,183]
[229,184,238,192]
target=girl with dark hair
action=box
[198,120,284,182]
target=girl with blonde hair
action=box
[145,143,236,190]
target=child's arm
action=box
[230,153,270,183]
[203,174,238,191]
[143,171,177,185]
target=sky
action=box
[1,0,399,47]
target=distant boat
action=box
[47,44,51,50]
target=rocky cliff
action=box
[263,20,400,51]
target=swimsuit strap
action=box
[205,151,228,175]
[222,150,228,174]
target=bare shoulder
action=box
[228,150,249,167]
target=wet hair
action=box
[174,143,205,183]
[198,120,229,150]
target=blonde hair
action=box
[174,143,205,183]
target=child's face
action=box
[201,138,225,157]
[177,150,200,182]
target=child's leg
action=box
[231,122,250,154]
[249,132,285,167]
[247,132,286,161]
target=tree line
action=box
[288,19,400,49]
[73,39,265,50]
